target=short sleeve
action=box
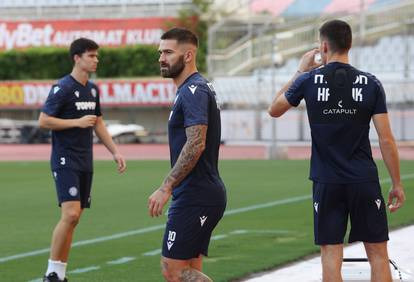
[372,79,387,115]
[94,86,102,116]
[42,84,66,117]
[284,73,308,107]
[180,84,209,127]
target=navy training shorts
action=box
[162,205,226,260]
[52,169,93,208]
[312,181,389,245]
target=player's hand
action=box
[298,49,322,72]
[113,153,126,173]
[388,184,405,212]
[148,184,172,217]
[78,115,97,128]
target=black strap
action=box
[343,258,399,271]
[320,65,357,104]
[316,65,371,124]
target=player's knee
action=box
[62,210,81,226]
[161,268,173,281]
[161,267,179,282]
[364,242,389,262]
[367,254,389,267]
[160,260,180,282]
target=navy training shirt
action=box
[168,72,226,207]
[285,62,387,183]
[42,75,102,172]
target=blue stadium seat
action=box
[282,0,332,16]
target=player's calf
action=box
[180,268,212,282]
[162,266,212,282]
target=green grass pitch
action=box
[0,160,413,281]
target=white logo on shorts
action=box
[167,230,176,251]
[200,216,207,227]
[314,202,319,213]
[167,241,174,250]
[53,171,57,179]
[375,199,381,210]
[69,187,78,197]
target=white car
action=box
[103,123,148,144]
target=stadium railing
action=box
[208,0,414,76]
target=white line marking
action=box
[211,234,228,240]
[0,225,164,263]
[230,229,291,235]
[107,257,136,265]
[71,224,165,247]
[141,228,291,259]
[224,195,311,216]
[68,266,100,274]
[2,248,51,264]
[3,174,414,264]
[383,173,414,183]
[142,230,247,258]
[142,249,162,256]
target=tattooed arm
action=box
[148,124,207,217]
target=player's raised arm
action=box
[268,49,321,118]
[93,116,126,173]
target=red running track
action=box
[0,144,267,161]
[1,143,413,161]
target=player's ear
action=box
[184,49,193,64]
[73,54,81,64]
[322,41,329,54]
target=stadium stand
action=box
[212,34,414,105]
[250,0,295,16]
[283,0,333,16]
[249,0,399,16]
[323,0,376,14]
[0,0,412,143]
[0,0,192,19]
[0,0,190,6]
[208,0,414,75]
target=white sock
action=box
[46,259,67,280]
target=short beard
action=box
[160,55,185,78]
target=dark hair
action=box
[69,38,99,62]
[319,20,352,53]
[160,27,198,47]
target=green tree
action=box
[165,0,211,73]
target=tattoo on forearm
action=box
[180,268,212,282]
[164,125,207,189]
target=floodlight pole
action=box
[269,34,278,159]
[359,0,366,40]
[160,0,165,16]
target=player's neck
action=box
[326,53,349,64]
[70,68,90,86]
[173,65,198,88]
